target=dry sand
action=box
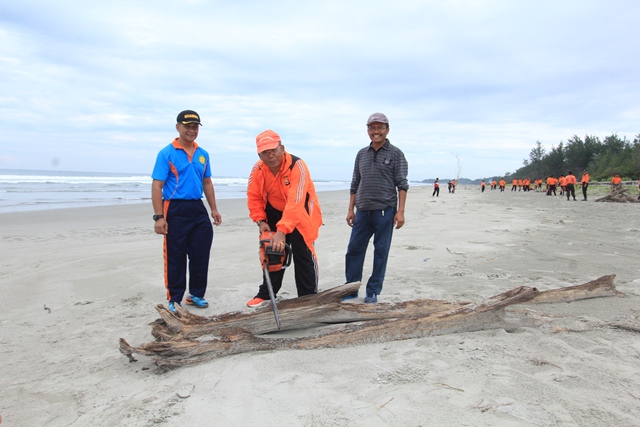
[1,186,639,426]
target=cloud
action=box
[0,0,638,180]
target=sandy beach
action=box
[1,186,639,426]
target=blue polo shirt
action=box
[152,138,211,200]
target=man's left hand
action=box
[394,211,405,229]
[271,230,287,251]
[211,209,222,226]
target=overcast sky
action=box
[1,0,638,181]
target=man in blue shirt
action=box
[151,110,222,313]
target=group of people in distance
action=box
[541,171,581,200]
[151,110,409,313]
[431,178,458,197]
[487,170,639,201]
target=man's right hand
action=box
[346,211,355,227]
[258,222,271,234]
[154,218,168,235]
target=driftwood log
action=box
[120,275,623,370]
[595,187,639,203]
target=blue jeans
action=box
[345,207,396,297]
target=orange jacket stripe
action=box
[162,199,171,300]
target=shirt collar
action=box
[368,138,390,151]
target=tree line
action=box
[496,133,640,182]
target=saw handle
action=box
[263,243,292,269]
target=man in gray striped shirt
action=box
[344,112,409,303]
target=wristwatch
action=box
[153,214,164,221]
[256,220,264,226]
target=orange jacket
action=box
[581,173,589,184]
[559,176,566,186]
[499,179,506,186]
[612,176,622,185]
[547,177,557,185]
[565,174,576,185]
[247,151,322,249]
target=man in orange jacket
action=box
[546,175,557,196]
[580,170,590,201]
[246,130,323,307]
[611,173,622,191]
[565,171,577,201]
[558,175,566,196]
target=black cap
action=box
[177,110,202,126]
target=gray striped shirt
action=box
[350,139,409,210]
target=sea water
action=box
[0,169,351,214]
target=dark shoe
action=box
[364,294,378,304]
[342,292,358,301]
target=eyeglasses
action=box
[367,125,388,132]
[259,146,282,157]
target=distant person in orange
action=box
[558,175,566,196]
[565,171,577,201]
[491,180,497,190]
[432,178,440,197]
[611,173,622,191]
[524,178,531,192]
[517,178,523,191]
[537,179,543,191]
[447,180,453,193]
[546,175,557,196]
[511,178,517,192]
[580,170,590,201]
[481,180,485,193]
[499,179,506,192]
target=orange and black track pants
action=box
[163,199,213,303]
[253,203,318,300]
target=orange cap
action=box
[256,130,281,153]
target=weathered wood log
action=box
[148,282,466,340]
[595,188,639,203]
[526,274,623,304]
[120,285,538,369]
[119,275,623,370]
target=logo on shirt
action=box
[199,155,206,165]
[284,176,290,186]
